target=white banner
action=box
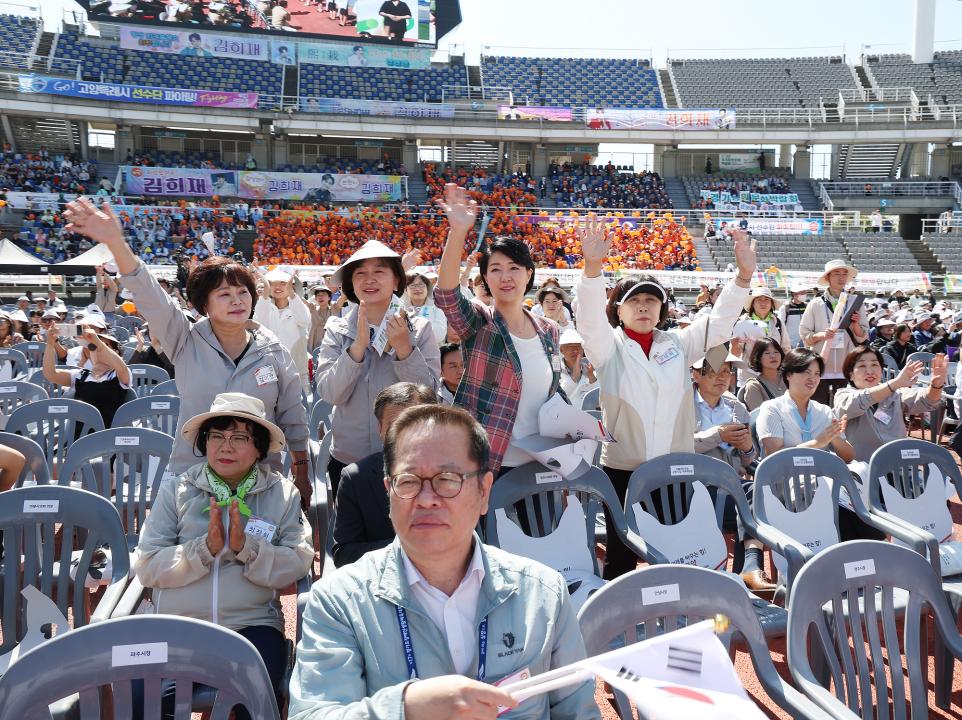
[119,27,269,61]
[5,192,78,210]
[719,153,760,171]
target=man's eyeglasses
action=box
[389,470,482,499]
[206,431,254,449]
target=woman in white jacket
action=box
[253,268,313,397]
[576,218,756,579]
[135,393,313,717]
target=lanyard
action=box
[395,605,488,682]
[790,401,814,442]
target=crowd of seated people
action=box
[549,160,672,209]
[0,147,100,195]
[423,163,539,208]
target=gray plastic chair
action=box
[626,452,794,636]
[904,351,939,441]
[126,364,171,398]
[753,447,922,599]
[309,398,333,442]
[111,394,181,435]
[580,386,600,411]
[0,347,30,379]
[12,341,44,370]
[26,367,69,398]
[867,437,962,707]
[0,430,50,487]
[483,462,626,585]
[110,325,131,343]
[308,430,334,578]
[881,352,900,381]
[149,378,178,396]
[6,398,105,474]
[578,565,838,720]
[0,614,281,719]
[0,380,47,426]
[0,485,130,655]
[57,427,174,548]
[787,540,962,720]
[114,315,144,332]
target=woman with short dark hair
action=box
[575,217,756,579]
[757,347,854,461]
[739,337,787,411]
[833,346,946,462]
[435,184,565,477]
[881,322,918,369]
[59,199,310,504]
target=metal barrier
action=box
[820,181,962,197]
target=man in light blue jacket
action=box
[290,405,599,720]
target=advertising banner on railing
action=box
[236,171,403,201]
[712,217,824,235]
[17,75,259,109]
[586,108,735,130]
[701,191,799,205]
[4,192,78,210]
[497,105,573,122]
[119,27,269,61]
[122,167,404,202]
[297,41,431,69]
[299,96,455,119]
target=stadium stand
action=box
[707,231,851,271]
[549,162,671,209]
[423,163,539,208]
[0,151,97,194]
[864,52,962,105]
[0,13,40,64]
[922,231,962,273]
[669,56,858,108]
[298,64,467,103]
[126,53,283,96]
[838,232,922,272]
[52,30,125,83]
[683,173,792,209]
[481,56,663,108]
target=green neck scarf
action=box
[203,464,257,517]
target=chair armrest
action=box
[792,681,865,720]
[295,574,312,645]
[622,527,669,565]
[867,506,942,574]
[109,575,148,619]
[751,519,813,598]
[92,575,133,622]
[773,680,859,720]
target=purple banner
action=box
[498,105,573,122]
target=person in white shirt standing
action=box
[254,268,312,397]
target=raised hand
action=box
[63,198,125,247]
[439,183,478,237]
[930,353,949,386]
[401,249,423,272]
[578,214,612,266]
[731,229,757,278]
[894,360,923,389]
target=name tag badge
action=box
[873,408,892,425]
[550,354,561,373]
[494,666,531,716]
[254,365,278,386]
[653,347,680,366]
[244,516,277,542]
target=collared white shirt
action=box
[694,389,735,450]
[399,538,485,675]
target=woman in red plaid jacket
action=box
[434,184,566,477]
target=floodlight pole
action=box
[912,0,935,64]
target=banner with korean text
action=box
[119,26,269,60]
[299,96,455,119]
[586,108,735,130]
[17,76,259,109]
[121,167,404,202]
[498,105,573,122]
[297,41,431,69]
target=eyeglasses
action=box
[206,431,254,449]
[389,470,482,499]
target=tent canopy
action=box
[52,244,116,268]
[0,239,49,266]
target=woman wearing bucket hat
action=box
[135,392,313,717]
[253,267,312,397]
[60,198,310,505]
[799,259,868,404]
[434,184,566,477]
[42,326,131,428]
[735,285,790,385]
[315,239,440,495]
[576,216,756,579]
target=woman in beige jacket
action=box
[136,393,313,717]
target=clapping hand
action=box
[930,353,949,387]
[894,360,924,389]
[815,415,848,448]
[385,311,413,359]
[402,249,423,272]
[348,300,370,362]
